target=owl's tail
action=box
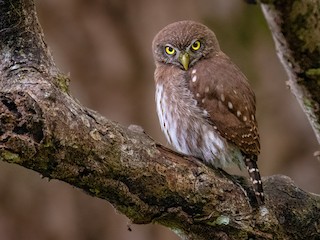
[244,155,265,206]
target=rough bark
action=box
[260,0,320,144]
[0,0,319,239]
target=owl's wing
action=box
[189,52,260,155]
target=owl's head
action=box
[152,20,220,70]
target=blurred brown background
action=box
[0,0,318,239]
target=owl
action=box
[152,20,264,206]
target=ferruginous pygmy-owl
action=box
[152,20,264,206]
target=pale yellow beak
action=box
[179,52,190,70]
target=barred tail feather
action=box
[244,155,264,206]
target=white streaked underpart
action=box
[156,83,243,168]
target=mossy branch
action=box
[260,0,320,144]
[0,0,320,239]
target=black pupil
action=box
[193,42,199,48]
[168,47,173,52]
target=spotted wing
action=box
[189,52,260,156]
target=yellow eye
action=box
[191,40,201,51]
[165,46,176,55]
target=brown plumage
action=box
[152,20,264,206]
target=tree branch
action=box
[260,0,320,144]
[0,0,319,239]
